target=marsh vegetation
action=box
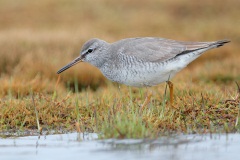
[0,0,239,138]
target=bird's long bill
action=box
[57,56,83,74]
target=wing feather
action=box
[113,37,220,62]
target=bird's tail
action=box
[211,39,230,48]
[177,39,230,59]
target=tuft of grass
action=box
[31,93,42,135]
[0,84,239,138]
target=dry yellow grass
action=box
[0,0,239,138]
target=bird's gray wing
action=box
[115,37,218,62]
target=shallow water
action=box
[0,133,239,160]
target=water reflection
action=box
[0,133,239,160]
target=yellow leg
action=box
[167,81,174,106]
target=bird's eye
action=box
[88,48,93,53]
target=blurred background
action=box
[0,0,239,96]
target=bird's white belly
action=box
[120,66,179,87]
[102,60,183,87]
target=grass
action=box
[0,0,240,138]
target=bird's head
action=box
[57,38,108,74]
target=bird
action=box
[57,37,230,105]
